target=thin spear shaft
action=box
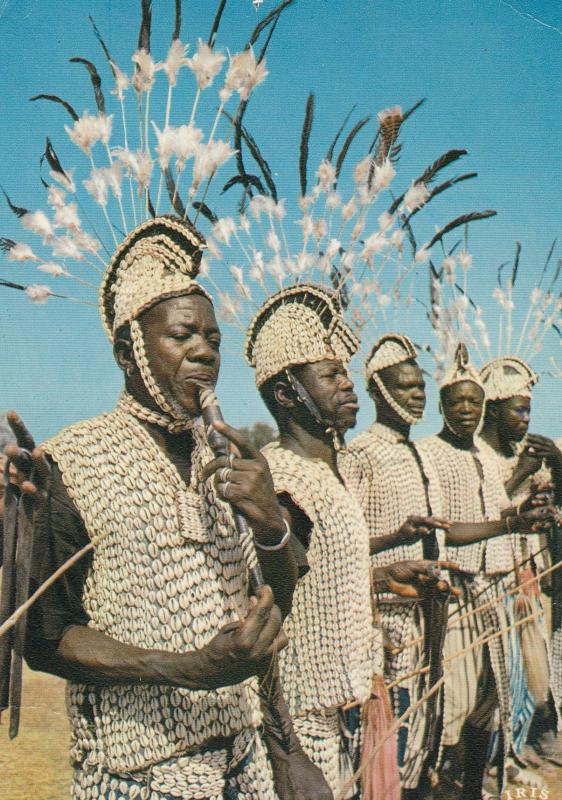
[0,542,93,640]
[336,610,537,798]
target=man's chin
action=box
[336,410,358,432]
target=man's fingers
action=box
[4,445,32,475]
[7,411,36,451]
[31,447,51,490]
[241,586,275,639]
[212,420,258,461]
[387,579,420,599]
[435,561,460,572]
[201,456,227,483]
[249,605,284,657]
[427,516,451,530]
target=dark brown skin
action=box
[272,358,359,477]
[6,295,330,800]
[269,358,454,598]
[481,394,562,504]
[367,359,450,554]
[439,381,555,545]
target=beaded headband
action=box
[245,284,360,388]
[479,356,538,401]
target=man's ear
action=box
[274,377,297,411]
[113,336,136,377]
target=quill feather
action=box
[299,93,314,197]
[427,210,497,249]
[335,116,371,182]
[29,94,79,122]
[69,57,106,115]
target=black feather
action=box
[453,283,478,310]
[147,190,156,219]
[550,259,562,289]
[421,149,468,186]
[448,239,462,256]
[89,16,114,67]
[40,177,50,190]
[401,215,418,258]
[208,0,228,47]
[0,238,16,253]
[497,260,510,287]
[511,241,522,286]
[70,57,106,114]
[388,150,468,215]
[29,94,79,122]
[335,116,370,183]
[401,172,477,225]
[256,11,279,64]
[330,266,350,310]
[223,110,277,200]
[402,97,426,123]
[427,210,497,249]
[0,279,26,291]
[425,171,477,201]
[173,0,182,40]
[40,138,70,184]
[539,237,558,289]
[299,93,314,197]
[0,188,28,219]
[138,0,152,52]
[164,168,186,217]
[222,173,267,196]
[247,0,296,48]
[192,201,218,225]
[326,105,356,163]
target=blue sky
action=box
[1,0,561,442]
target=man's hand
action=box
[374,560,460,599]
[3,412,51,506]
[516,434,562,482]
[202,420,286,543]
[515,506,556,534]
[198,586,287,689]
[269,747,334,800]
[4,411,35,491]
[525,434,562,470]
[395,515,450,545]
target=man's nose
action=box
[188,336,217,364]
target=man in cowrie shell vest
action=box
[479,356,562,767]
[341,333,451,799]
[13,217,332,800]
[245,284,454,800]
[416,344,554,800]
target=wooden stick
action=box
[343,607,537,711]
[336,610,537,796]
[0,542,93,639]
[401,554,561,653]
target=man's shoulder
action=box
[43,409,122,456]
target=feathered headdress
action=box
[427,238,562,386]
[0,0,294,322]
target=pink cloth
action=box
[361,676,401,800]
